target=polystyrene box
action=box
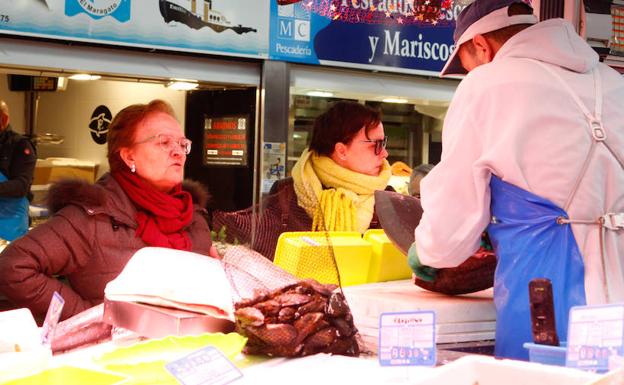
[414,355,598,385]
[0,308,52,383]
[363,229,412,283]
[274,231,372,286]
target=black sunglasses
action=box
[361,136,388,155]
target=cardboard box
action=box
[33,158,98,185]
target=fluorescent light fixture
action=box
[56,77,67,91]
[166,81,199,91]
[68,73,101,81]
[382,97,408,104]
[306,90,334,97]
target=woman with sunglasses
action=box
[212,101,392,259]
[0,100,216,321]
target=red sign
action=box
[203,116,248,166]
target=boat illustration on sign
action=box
[159,0,257,34]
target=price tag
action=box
[165,346,242,385]
[566,304,624,373]
[41,291,65,346]
[378,310,436,367]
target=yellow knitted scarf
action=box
[291,149,391,233]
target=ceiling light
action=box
[306,90,334,97]
[68,74,101,81]
[382,97,408,104]
[166,81,199,91]
[56,77,67,91]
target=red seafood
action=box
[51,304,112,354]
[277,0,303,4]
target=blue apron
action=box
[486,60,624,359]
[0,172,29,241]
[487,175,586,360]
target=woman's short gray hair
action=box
[408,163,434,196]
[410,164,434,182]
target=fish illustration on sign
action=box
[65,0,131,22]
[159,0,257,34]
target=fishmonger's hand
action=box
[408,243,439,282]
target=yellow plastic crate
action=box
[363,229,413,283]
[274,231,372,287]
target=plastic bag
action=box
[0,172,29,241]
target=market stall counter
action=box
[0,247,616,384]
[343,279,496,353]
[0,286,613,385]
[1,327,607,385]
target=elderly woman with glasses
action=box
[212,101,393,259]
[0,99,216,321]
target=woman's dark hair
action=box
[107,99,176,172]
[309,101,382,156]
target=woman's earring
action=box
[130,163,136,173]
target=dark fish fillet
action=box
[375,190,497,295]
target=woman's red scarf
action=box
[112,169,193,251]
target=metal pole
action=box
[23,90,39,137]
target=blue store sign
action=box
[269,0,463,76]
[0,0,268,59]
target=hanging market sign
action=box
[269,0,463,75]
[0,0,269,59]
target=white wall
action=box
[0,75,27,135]
[35,78,186,177]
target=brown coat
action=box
[0,174,213,320]
[211,177,390,260]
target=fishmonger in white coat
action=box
[409,0,624,360]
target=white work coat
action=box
[416,19,624,304]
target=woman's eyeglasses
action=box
[136,134,192,155]
[361,136,388,155]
